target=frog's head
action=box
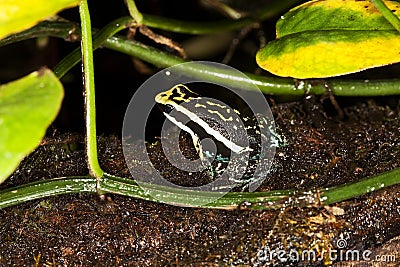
[155,84,199,114]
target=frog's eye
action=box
[158,93,168,99]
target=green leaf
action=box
[0,69,64,184]
[256,0,400,78]
[277,0,400,37]
[0,0,79,40]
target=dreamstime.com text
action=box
[256,239,397,265]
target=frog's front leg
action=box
[162,107,213,172]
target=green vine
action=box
[1,168,399,210]
[79,0,104,181]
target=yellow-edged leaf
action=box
[0,0,79,40]
[256,0,400,78]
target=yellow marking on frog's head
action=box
[155,84,197,106]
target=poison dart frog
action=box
[155,84,286,186]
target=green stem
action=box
[125,0,143,25]
[0,174,290,210]
[0,21,77,47]
[79,0,104,180]
[105,35,400,96]
[372,0,400,33]
[321,167,400,205]
[1,167,399,210]
[0,176,96,209]
[99,173,291,210]
[54,17,134,78]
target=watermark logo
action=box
[256,237,397,265]
[122,61,276,206]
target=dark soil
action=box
[0,96,399,266]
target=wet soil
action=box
[0,96,399,266]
